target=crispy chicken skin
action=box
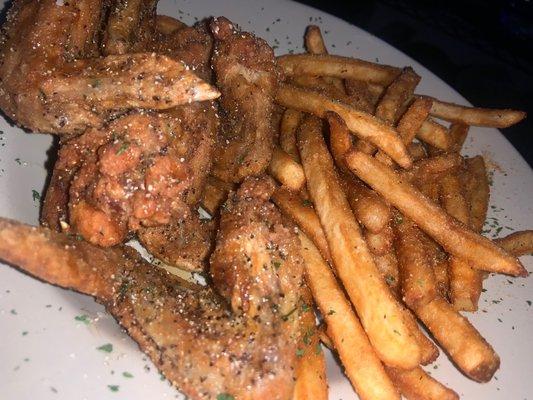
[0,177,305,400]
[210,17,279,183]
[0,0,218,135]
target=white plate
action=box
[0,1,532,399]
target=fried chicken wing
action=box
[0,0,218,135]
[0,177,305,400]
[210,17,279,183]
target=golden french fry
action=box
[280,108,303,161]
[416,119,450,151]
[463,156,490,233]
[299,233,400,400]
[375,67,421,124]
[276,84,412,168]
[373,252,400,292]
[407,142,427,161]
[268,147,306,191]
[292,289,328,400]
[418,95,526,128]
[342,175,392,234]
[420,234,450,299]
[394,216,438,309]
[155,15,186,34]
[386,367,459,400]
[317,323,334,349]
[345,78,384,106]
[298,115,422,369]
[326,111,353,172]
[415,297,500,382]
[404,153,462,184]
[448,123,469,153]
[278,54,401,86]
[345,150,527,276]
[495,230,533,257]
[365,224,394,256]
[440,172,482,311]
[200,176,235,216]
[272,187,332,264]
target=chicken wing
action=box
[210,17,279,182]
[0,177,305,400]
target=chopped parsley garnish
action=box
[281,306,297,321]
[327,309,336,315]
[10,309,17,315]
[74,314,91,325]
[315,343,322,355]
[97,343,113,353]
[116,142,129,155]
[31,190,40,202]
[217,394,235,400]
[301,302,310,312]
[122,371,133,378]
[22,331,28,336]
[14,158,21,165]
[301,199,312,207]
[295,348,305,357]
[303,328,315,345]
[91,79,101,88]
[107,385,119,392]
[273,261,281,269]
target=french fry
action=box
[440,172,482,311]
[268,147,306,191]
[345,150,527,276]
[342,175,392,234]
[495,230,533,257]
[299,233,400,400]
[404,153,462,183]
[416,119,450,151]
[292,288,328,400]
[394,215,438,309]
[375,67,421,124]
[200,176,235,216]
[419,95,526,128]
[326,111,353,173]
[365,224,394,256]
[317,323,334,349]
[272,187,332,264]
[276,84,412,168]
[463,156,490,233]
[407,142,427,161]
[280,108,302,161]
[155,15,186,34]
[345,78,384,106]
[278,54,401,86]
[420,234,450,299]
[298,115,422,369]
[373,252,400,292]
[415,297,500,382]
[448,123,469,153]
[386,367,459,400]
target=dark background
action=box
[296,0,533,167]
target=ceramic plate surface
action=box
[0,1,532,399]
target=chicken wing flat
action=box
[0,177,305,400]
[0,0,218,135]
[210,17,279,183]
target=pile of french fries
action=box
[204,25,532,400]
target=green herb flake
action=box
[107,385,119,392]
[22,331,28,336]
[116,142,129,155]
[32,190,40,202]
[295,348,305,357]
[393,329,401,336]
[303,328,315,345]
[327,309,336,315]
[282,306,297,321]
[91,79,101,88]
[97,343,113,353]
[394,214,403,225]
[14,158,21,165]
[315,343,322,355]
[50,387,58,393]
[122,371,133,378]
[273,261,282,269]
[10,309,17,315]
[74,314,91,325]
[527,300,532,306]
[301,199,312,207]
[301,302,310,313]
[217,394,235,400]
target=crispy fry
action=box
[345,78,384,106]
[420,234,450,299]
[299,233,400,400]
[292,289,328,400]
[298,115,422,369]
[278,54,401,86]
[375,67,421,124]
[272,187,332,264]
[276,84,412,168]
[317,323,334,349]
[155,14,186,34]
[415,297,500,382]
[342,175,392,234]
[419,95,526,128]
[280,109,303,161]
[200,176,235,216]
[440,172,482,311]
[448,123,469,153]
[495,230,533,257]
[407,142,427,161]
[327,111,353,173]
[345,151,527,276]
[386,367,459,400]
[374,252,400,292]
[365,224,394,256]
[404,153,462,183]
[463,156,490,233]
[416,119,450,151]
[394,216,438,309]
[268,147,306,191]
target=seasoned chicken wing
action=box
[0,177,305,400]
[210,17,279,182]
[0,0,218,135]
